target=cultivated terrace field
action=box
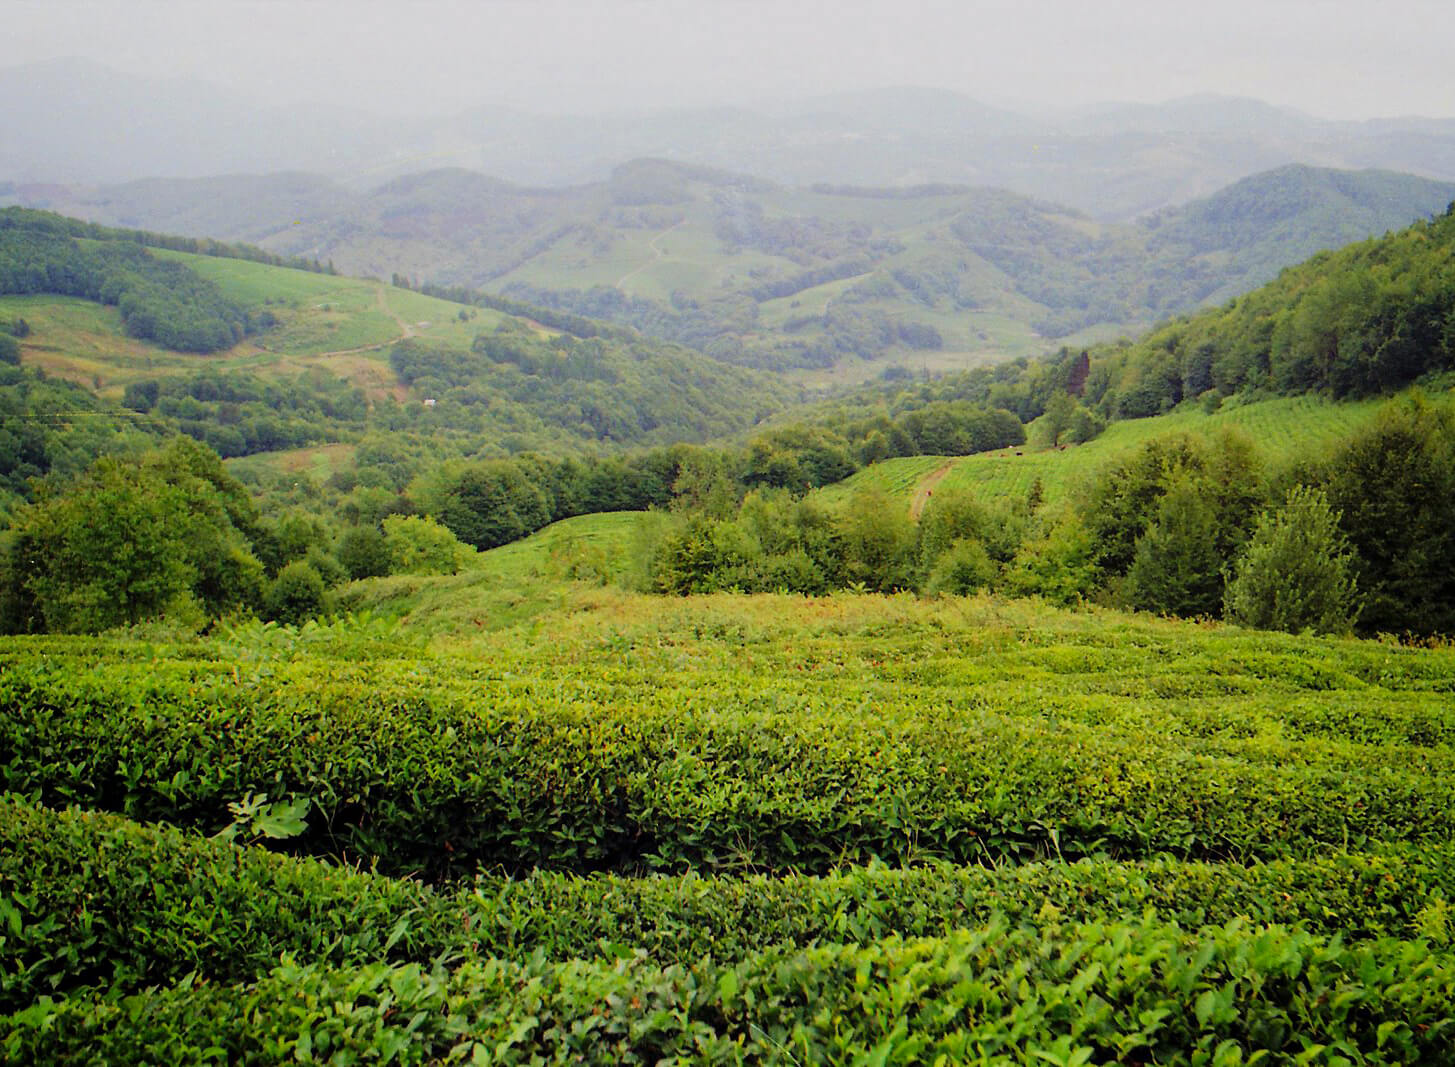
[4,583,1455,1062]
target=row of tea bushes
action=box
[4,654,1454,876]
[6,918,1453,1064]
[5,797,1454,1009]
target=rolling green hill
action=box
[815,393,1390,515]
[22,162,1455,383]
[0,210,795,466]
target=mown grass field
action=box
[155,251,512,355]
[4,579,1454,1060]
[468,509,667,583]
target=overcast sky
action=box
[5,0,1452,120]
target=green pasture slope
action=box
[819,392,1391,514]
[152,249,511,356]
[332,511,666,633]
[5,248,513,397]
[4,585,1455,1061]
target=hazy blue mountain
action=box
[5,61,1455,219]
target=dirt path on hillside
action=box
[376,284,415,339]
[314,284,416,358]
[909,461,957,521]
[614,220,686,289]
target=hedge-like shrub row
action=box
[6,920,1454,1064]
[6,797,1455,1010]
[0,798,436,1012]
[5,654,1455,876]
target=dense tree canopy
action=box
[0,223,254,353]
[1,438,264,633]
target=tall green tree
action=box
[382,515,468,576]
[1318,396,1455,636]
[428,461,551,551]
[1,438,262,633]
[1123,477,1224,617]
[1223,485,1360,636]
[839,488,916,592]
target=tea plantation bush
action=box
[5,652,1455,876]
[4,592,1454,1059]
[7,921,1454,1064]
[6,796,1455,1012]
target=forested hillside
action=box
[1085,200,1455,413]
[0,209,795,479]
[0,211,266,352]
[6,198,1455,641]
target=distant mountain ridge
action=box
[13,160,1454,377]
[4,60,1455,218]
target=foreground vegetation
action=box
[3,590,1454,1060]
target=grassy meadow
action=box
[817,393,1390,516]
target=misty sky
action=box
[4,0,1453,119]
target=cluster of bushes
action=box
[0,224,255,353]
[208,510,474,626]
[0,437,267,633]
[646,485,1023,597]
[122,369,369,458]
[0,365,169,505]
[0,316,26,366]
[1072,397,1455,636]
[0,435,480,634]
